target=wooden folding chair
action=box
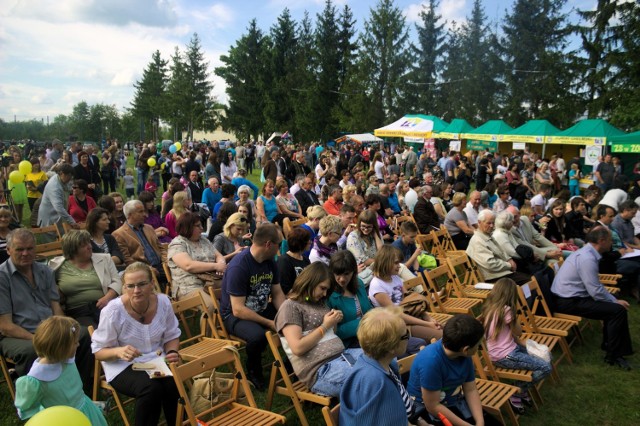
[171,292,239,361]
[283,217,306,239]
[30,224,61,243]
[207,286,247,348]
[403,276,453,325]
[523,277,584,346]
[431,226,466,258]
[35,240,63,259]
[422,266,483,315]
[446,254,491,300]
[516,286,575,364]
[265,331,332,426]
[322,404,340,426]
[473,341,542,411]
[0,354,15,400]
[88,326,134,426]
[519,332,563,380]
[171,345,285,426]
[415,233,440,259]
[390,214,415,235]
[471,349,521,426]
[397,353,417,375]
[162,262,173,297]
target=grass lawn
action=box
[1,161,639,424]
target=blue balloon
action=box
[169,145,177,153]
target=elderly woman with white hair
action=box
[236,184,257,219]
[466,209,531,284]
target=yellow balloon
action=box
[161,162,166,170]
[25,406,91,426]
[174,142,182,151]
[19,160,33,175]
[9,170,25,184]
[147,157,157,167]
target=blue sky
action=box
[0,0,590,122]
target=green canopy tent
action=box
[609,131,640,154]
[548,119,625,146]
[503,119,562,157]
[437,119,476,140]
[461,120,514,153]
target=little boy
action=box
[392,221,422,272]
[408,314,494,426]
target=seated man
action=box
[408,314,498,425]
[466,210,531,284]
[0,229,93,393]
[113,200,167,286]
[552,227,633,370]
[507,206,561,264]
[337,204,357,250]
[323,185,344,216]
[201,177,222,215]
[220,223,286,390]
[530,184,551,217]
[294,175,321,216]
[414,185,440,234]
[611,200,640,250]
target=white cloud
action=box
[404,1,467,29]
[189,3,235,29]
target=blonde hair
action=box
[319,215,343,236]
[125,168,133,176]
[122,262,154,287]
[33,316,80,363]
[223,213,248,238]
[357,306,405,360]
[342,184,356,203]
[372,245,403,281]
[171,191,189,219]
[452,192,467,207]
[306,205,327,220]
[61,229,92,259]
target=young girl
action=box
[482,278,552,412]
[14,316,107,425]
[368,245,442,342]
[144,172,158,195]
[122,167,135,200]
[568,163,581,197]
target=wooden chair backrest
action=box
[472,340,501,382]
[391,215,415,234]
[162,262,172,296]
[446,254,481,287]
[322,404,340,426]
[415,233,439,255]
[170,346,257,424]
[171,292,214,344]
[398,353,417,375]
[207,286,231,340]
[521,277,554,318]
[432,226,457,253]
[30,224,61,240]
[283,217,307,239]
[422,265,455,303]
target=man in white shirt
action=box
[463,191,482,228]
[404,178,421,213]
[530,184,551,216]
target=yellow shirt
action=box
[25,171,48,198]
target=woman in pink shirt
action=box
[482,278,552,413]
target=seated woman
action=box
[444,192,475,250]
[107,192,126,229]
[365,194,393,241]
[86,207,124,269]
[236,185,257,222]
[49,230,121,327]
[138,190,171,243]
[256,179,286,225]
[213,212,252,263]
[327,250,374,348]
[237,201,256,235]
[277,227,311,295]
[274,262,364,397]
[165,191,190,239]
[275,179,304,220]
[91,262,181,426]
[340,307,429,426]
[309,215,342,265]
[168,212,226,303]
[0,205,12,264]
[347,210,384,286]
[368,245,442,342]
[68,179,96,223]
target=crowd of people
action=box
[0,137,638,425]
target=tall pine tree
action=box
[131,50,168,141]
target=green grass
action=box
[2,158,639,424]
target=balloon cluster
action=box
[9,160,33,184]
[168,142,182,154]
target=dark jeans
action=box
[102,171,116,194]
[555,296,633,360]
[451,232,471,250]
[223,304,277,376]
[65,302,101,328]
[0,326,94,396]
[110,365,179,426]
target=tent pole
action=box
[542,141,546,158]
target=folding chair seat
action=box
[171,292,239,362]
[520,333,563,381]
[423,266,483,315]
[431,226,467,258]
[171,345,285,426]
[403,276,453,325]
[88,326,134,426]
[265,331,332,426]
[472,355,520,426]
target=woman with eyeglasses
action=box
[492,185,512,214]
[91,262,181,426]
[347,210,383,285]
[67,179,97,223]
[168,212,226,304]
[340,307,429,426]
[275,262,364,397]
[48,230,121,327]
[212,212,252,263]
